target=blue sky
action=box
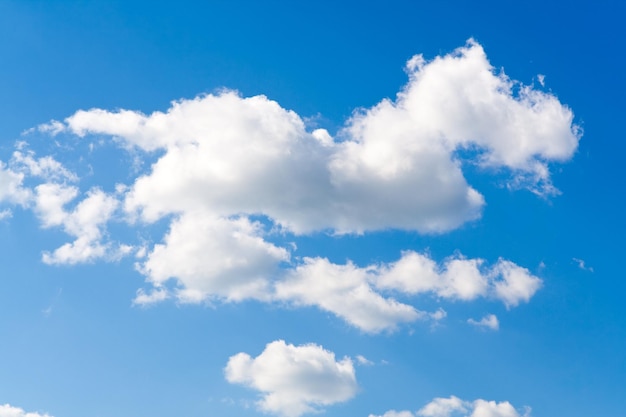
[0,1,625,417]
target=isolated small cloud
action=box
[355,355,374,366]
[573,257,593,272]
[468,314,499,331]
[225,340,357,417]
[0,209,12,220]
[0,403,53,417]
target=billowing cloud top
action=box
[225,340,357,417]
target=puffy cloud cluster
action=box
[225,340,357,417]
[46,39,578,237]
[136,250,541,333]
[34,184,123,264]
[370,396,531,417]
[274,253,540,333]
[0,404,53,417]
[3,40,564,329]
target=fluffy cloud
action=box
[0,147,126,264]
[371,396,530,417]
[375,252,542,307]
[225,340,357,417]
[135,248,539,332]
[275,257,422,333]
[0,404,53,417]
[467,314,500,331]
[44,39,578,237]
[135,248,539,333]
[34,184,123,264]
[21,40,559,329]
[0,161,30,207]
[11,149,77,182]
[136,211,289,304]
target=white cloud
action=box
[0,160,30,206]
[0,403,53,417]
[225,340,357,417]
[418,396,468,417]
[468,314,499,331]
[375,252,542,307]
[371,396,530,417]
[369,411,415,417]
[134,249,539,333]
[355,355,374,366]
[44,40,577,238]
[274,257,421,333]
[573,257,593,272]
[490,261,542,308]
[469,399,528,417]
[417,397,529,417]
[135,211,289,304]
[27,40,558,326]
[0,209,12,220]
[11,150,77,182]
[33,184,122,264]
[537,74,545,87]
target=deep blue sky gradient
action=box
[1,1,625,417]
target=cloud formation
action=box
[274,253,540,333]
[134,250,541,333]
[42,39,578,236]
[0,404,53,417]
[0,40,567,331]
[370,395,531,417]
[225,340,357,417]
[467,314,500,331]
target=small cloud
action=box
[573,258,594,272]
[35,119,66,136]
[467,314,499,331]
[133,287,169,306]
[225,340,357,417]
[356,355,374,366]
[0,209,12,220]
[537,74,546,86]
[429,308,447,321]
[42,288,63,318]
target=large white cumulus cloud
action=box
[225,340,357,417]
[53,39,578,236]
